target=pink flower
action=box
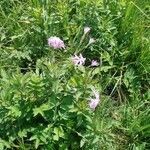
[88,38,95,45]
[84,27,90,34]
[71,54,86,66]
[89,89,100,110]
[89,98,99,110]
[91,60,99,67]
[48,36,65,49]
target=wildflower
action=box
[88,38,95,45]
[89,89,100,110]
[71,54,86,66]
[89,98,99,110]
[48,36,65,49]
[84,27,91,34]
[91,60,99,67]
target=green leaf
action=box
[100,66,114,72]
[33,103,50,117]
[53,134,59,141]
[91,68,100,76]
[80,138,85,148]
[77,65,85,73]
[8,106,21,117]
[18,130,27,138]
[53,127,65,141]
[0,139,11,149]
[92,136,99,144]
[35,138,40,149]
[0,143,4,150]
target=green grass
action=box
[0,0,150,149]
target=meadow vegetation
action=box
[0,0,150,149]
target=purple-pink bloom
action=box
[48,36,65,49]
[89,98,99,111]
[89,89,100,110]
[91,60,99,67]
[71,54,86,66]
[84,27,91,34]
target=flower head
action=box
[89,98,99,110]
[89,89,100,110]
[84,27,91,34]
[91,60,99,67]
[71,54,86,66]
[48,36,65,49]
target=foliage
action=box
[0,0,150,149]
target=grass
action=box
[0,0,150,149]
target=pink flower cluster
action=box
[71,54,86,66]
[71,54,99,67]
[91,60,99,67]
[48,36,65,49]
[47,27,100,111]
